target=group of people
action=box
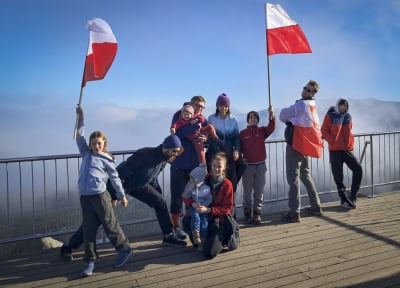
[63,80,363,276]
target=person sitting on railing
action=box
[321,98,363,208]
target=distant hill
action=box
[234,98,400,139]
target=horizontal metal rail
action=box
[1,132,399,244]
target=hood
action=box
[335,97,349,114]
[190,166,207,187]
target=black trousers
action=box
[329,150,363,200]
[170,166,191,215]
[80,192,129,262]
[128,184,173,236]
[68,184,174,253]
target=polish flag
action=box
[266,3,312,55]
[81,18,118,87]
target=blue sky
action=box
[1,0,400,158]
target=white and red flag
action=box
[265,3,311,55]
[81,18,118,87]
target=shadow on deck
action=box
[1,191,400,288]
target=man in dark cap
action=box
[60,135,187,261]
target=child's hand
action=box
[170,127,176,134]
[120,196,128,208]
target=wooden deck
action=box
[1,191,400,288]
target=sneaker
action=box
[338,188,354,207]
[303,206,323,216]
[163,233,187,247]
[349,197,357,208]
[81,261,95,277]
[281,212,300,223]
[60,244,73,261]
[342,202,356,209]
[174,226,188,240]
[113,247,133,268]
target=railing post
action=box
[369,134,375,198]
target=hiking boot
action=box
[81,261,95,277]
[113,247,133,268]
[253,208,262,225]
[163,233,187,247]
[197,242,204,252]
[303,206,323,216]
[192,230,201,245]
[244,207,252,224]
[281,212,300,223]
[60,244,73,261]
[174,226,188,240]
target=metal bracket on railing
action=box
[359,141,371,164]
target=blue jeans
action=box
[188,206,208,238]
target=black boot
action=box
[244,207,252,224]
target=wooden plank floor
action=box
[1,191,400,288]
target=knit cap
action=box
[162,135,182,149]
[216,93,230,107]
[190,166,207,187]
[247,111,260,123]
[181,104,194,116]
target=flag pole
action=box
[73,47,89,140]
[73,86,84,139]
[265,3,273,120]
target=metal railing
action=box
[1,131,399,244]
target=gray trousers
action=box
[80,192,130,262]
[242,162,267,210]
[285,145,321,214]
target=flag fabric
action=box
[82,18,118,87]
[265,3,312,55]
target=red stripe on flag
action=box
[82,42,117,87]
[267,25,312,55]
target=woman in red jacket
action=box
[321,98,363,208]
[185,152,235,259]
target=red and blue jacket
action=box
[321,98,354,151]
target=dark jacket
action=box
[108,145,168,198]
[171,109,200,170]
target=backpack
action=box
[284,122,294,145]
